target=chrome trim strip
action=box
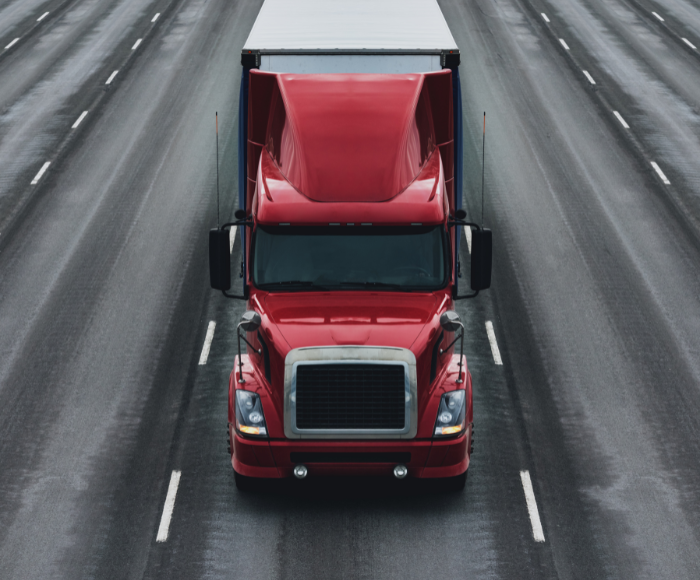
[284,346,418,440]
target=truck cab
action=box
[209,0,491,491]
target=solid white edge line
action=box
[682,38,697,49]
[485,321,503,365]
[613,111,629,129]
[650,161,671,184]
[37,11,50,21]
[156,470,181,543]
[132,38,142,50]
[652,11,664,22]
[464,225,472,254]
[72,111,88,129]
[559,38,570,50]
[152,12,160,22]
[105,70,119,84]
[541,13,550,23]
[583,70,596,84]
[229,225,237,254]
[198,321,216,365]
[31,162,50,184]
[5,38,20,49]
[520,471,546,543]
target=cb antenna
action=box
[216,112,220,227]
[481,112,485,227]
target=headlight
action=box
[434,390,466,437]
[235,390,268,438]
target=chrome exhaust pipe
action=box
[293,465,308,479]
[393,464,408,479]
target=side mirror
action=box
[209,229,230,290]
[239,310,262,332]
[470,228,492,291]
[237,311,262,383]
[438,311,465,383]
[440,311,462,332]
[234,209,246,220]
[454,209,467,220]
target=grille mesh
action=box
[295,363,406,430]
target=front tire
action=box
[234,470,257,492]
[442,469,468,492]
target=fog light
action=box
[393,464,408,479]
[293,465,308,479]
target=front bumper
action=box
[230,427,471,479]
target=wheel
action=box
[442,470,468,492]
[233,470,257,492]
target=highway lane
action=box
[533,0,700,229]
[0,0,247,577]
[450,0,700,577]
[0,0,50,40]
[0,0,172,235]
[0,0,699,578]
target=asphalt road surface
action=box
[1,0,699,578]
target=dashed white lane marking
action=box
[229,225,237,254]
[132,38,142,50]
[652,11,664,22]
[151,12,161,22]
[559,38,570,50]
[5,38,19,49]
[105,70,119,85]
[651,161,671,184]
[156,470,181,543]
[583,70,596,84]
[31,162,50,184]
[37,11,49,22]
[541,13,550,23]
[464,225,472,254]
[72,111,88,129]
[613,111,629,129]
[485,321,503,365]
[682,38,697,49]
[520,471,546,543]
[198,321,216,365]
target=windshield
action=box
[252,226,447,291]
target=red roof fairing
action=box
[246,70,455,223]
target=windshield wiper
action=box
[334,281,409,291]
[264,281,331,291]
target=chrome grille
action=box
[294,363,406,430]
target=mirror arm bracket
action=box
[440,331,463,354]
[448,219,481,230]
[221,218,253,230]
[222,289,247,300]
[239,331,261,355]
[453,289,480,300]
[438,323,465,383]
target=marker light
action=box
[434,390,466,438]
[235,390,268,438]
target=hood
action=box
[263,292,439,351]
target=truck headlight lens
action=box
[235,390,268,437]
[434,390,466,437]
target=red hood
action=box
[263,292,439,351]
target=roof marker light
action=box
[329,223,340,225]
[347,223,354,226]
[361,223,372,226]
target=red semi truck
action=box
[209,0,492,491]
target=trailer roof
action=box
[242,0,459,53]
